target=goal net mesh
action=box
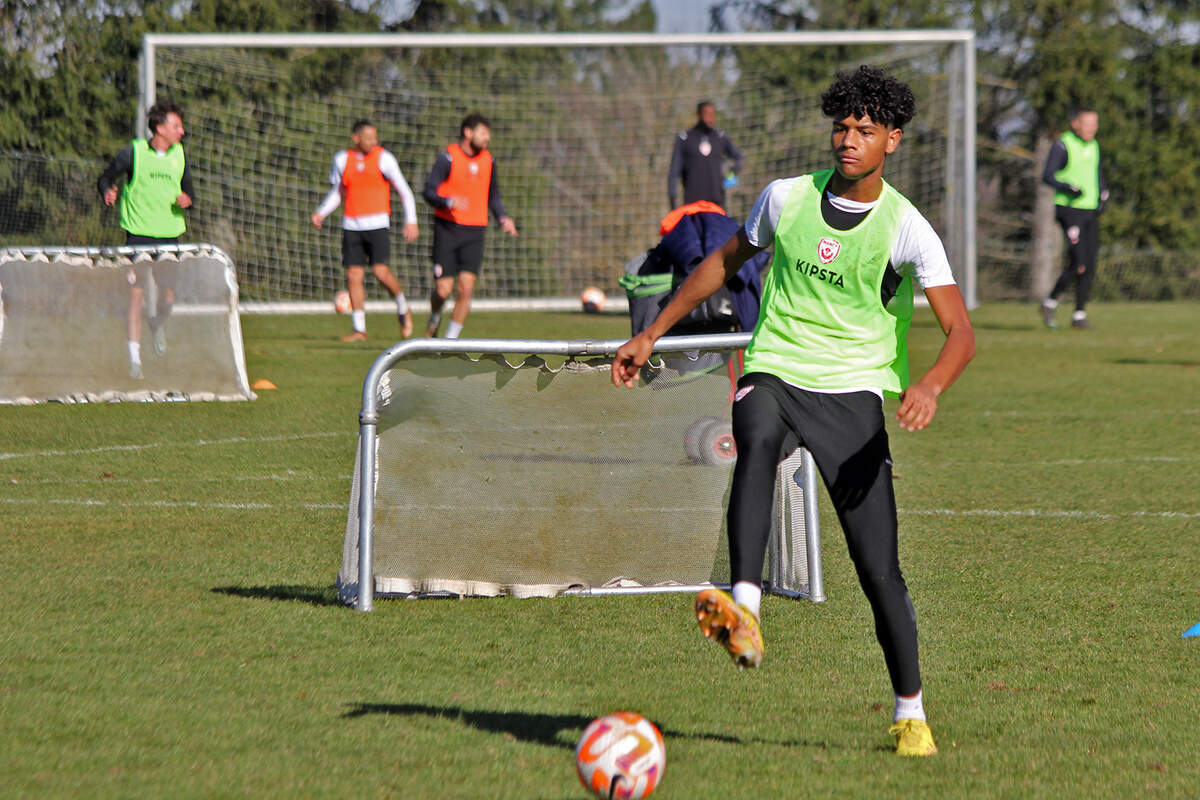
[336,344,818,601]
[0,245,255,403]
[153,38,970,305]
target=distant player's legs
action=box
[446,271,477,339]
[127,284,145,378]
[341,265,368,341]
[1072,213,1100,319]
[426,275,455,337]
[442,227,485,339]
[124,234,174,372]
[371,263,413,338]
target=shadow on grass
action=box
[342,703,823,750]
[211,584,341,607]
[1109,357,1199,367]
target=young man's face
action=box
[829,114,901,181]
[1071,111,1099,142]
[154,113,186,146]
[698,104,717,128]
[462,123,491,152]
[352,125,379,153]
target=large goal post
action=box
[337,333,825,610]
[140,31,976,309]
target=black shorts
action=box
[432,216,486,278]
[124,233,180,291]
[342,228,390,268]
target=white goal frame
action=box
[138,31,977,309]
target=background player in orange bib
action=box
[312,120,419,342]
[420,113,518,339]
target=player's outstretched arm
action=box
[895,284,975,431]
[612,229,762,389]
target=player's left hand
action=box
[500,216,518,237]
[176,193,192,209]
[895,382,938,431]
[402,222,419,243]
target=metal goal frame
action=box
[349,332,825,611]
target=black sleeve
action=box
[97,145,134,198]
[1041,140,1078,194]
[723,133,744,175]
[421,151,453,209]
[667,134,685,207]
[488,160,507,222]
[180,162,196,207]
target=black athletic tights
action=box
[1050,206,1100,311]
[728,372,922,696]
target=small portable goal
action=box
[337,334,824,611]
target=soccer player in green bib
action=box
[613,66,975,757]
[98,100,194,379]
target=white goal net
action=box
[0,244,255,403]
[142,32,975,308]
[336,334,824,608]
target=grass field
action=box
[2,302,1198,798]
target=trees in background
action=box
[2,0,1196,297]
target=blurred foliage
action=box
[2,0,1196,295]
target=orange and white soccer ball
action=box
[580,286,607,313]
[334,289,352,314]
[575,711,665,799]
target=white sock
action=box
[894,690,926,722]
[731,581,762,621]
[128,341,141,365]
[446,321,464,339]
[1072,310,1087,321]
[1043,298,1058,309]
[395,293,409,316]
[351,310,366,333]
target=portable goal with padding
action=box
[0,244,255,403]
[337,333,824,611]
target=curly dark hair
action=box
[820,66,916,129]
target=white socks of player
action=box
[128,341,141,365]
[445,321,464,339]
[395,293,409,316]
[351,310,366,333]
[1072,310,1087,322]
[731,580,762,621]
[894,690,926,722]
[1042,297,1058,309]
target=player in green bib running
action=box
[612,66,975,757]
[98,100,194,380]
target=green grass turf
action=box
[1,303,1197,797]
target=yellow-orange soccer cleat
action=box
[695,588,763,670]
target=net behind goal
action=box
[143,32,975,308]
[337,334,824,609]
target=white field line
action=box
[899,508,1200,520]
[0,497,344,511]
[0,431,346,461]
[0,495,1195,519]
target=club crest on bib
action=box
[698,138,712,156]
[468,162,479,175]
[817,237,842,264]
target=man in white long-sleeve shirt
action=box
[312,120,420,342]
